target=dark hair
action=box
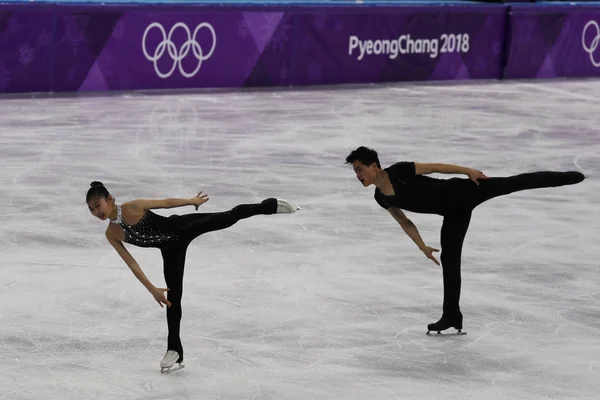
[86,181,110,202]
[345,146,381,168]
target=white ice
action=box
[0,80,599,400]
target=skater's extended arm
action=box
[130,191,209,211]
[388,208,440,265]
[105,230,172,307]
[415,163,489,184]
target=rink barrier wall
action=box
[0,2,599,93]
[504,4,600,79]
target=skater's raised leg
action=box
[469,171,584,210]
[173,198,299,242]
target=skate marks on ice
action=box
[556,306,600,331]
[554,302,600,362]
[589,361,600,378]
[0,80,599,399]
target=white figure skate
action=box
[160,350,184,374]
[276,199,301,214]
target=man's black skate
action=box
[426,312,466,336]
[563,171,585,185]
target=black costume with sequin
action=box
[119,211,179,248]
[113,198,279,362]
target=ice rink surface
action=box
[0,80,599,399]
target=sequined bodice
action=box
[112,205,178,248]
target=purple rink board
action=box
[505,5,600,79]
[0,4,507,93]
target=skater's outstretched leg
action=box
[171,198,298,243]
[469,171,584,210]
[428,212,471,334]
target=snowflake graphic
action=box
[111,20,126,40]
[18,43,35,67]
[306,62,322,83]
[237,20,250,39]
[0,63,11,90]
[269,23,290,53]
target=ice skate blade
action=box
[426,329,467,336]
[161,363,185,374]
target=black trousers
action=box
[159,198,277,361]
[439,171,583,318]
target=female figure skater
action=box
[345,146,585,335]
[85,181,299,372]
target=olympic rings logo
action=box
[582,20,600,67]
[142,22,217,79]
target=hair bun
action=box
[90,181,104,187]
